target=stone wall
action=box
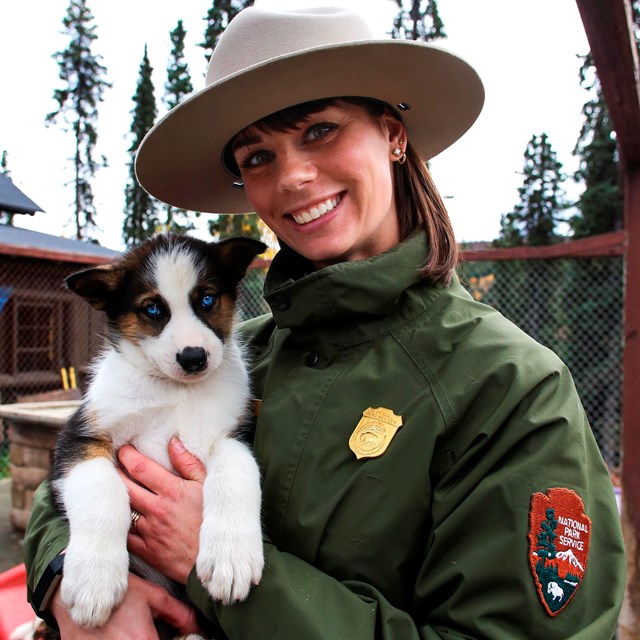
[8,420,60,530]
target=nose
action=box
[276,148,316,192]
[176,346,208,374]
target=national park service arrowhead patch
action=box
[528,488,591,616]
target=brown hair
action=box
[393,142,459,285]
[226,97,459,285]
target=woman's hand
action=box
[50,572,201,639]
[118,437,206,584]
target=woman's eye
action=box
[200,294,216,310]
[144,303,162,319]
[306,122,337,141]
[240,150,273,170]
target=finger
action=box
[119,444,176,495]
[168,437,207,482]
[147,582,201,634]
[123,471,158,515]
[127,529,149,558]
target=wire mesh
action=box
[458,256,624,472]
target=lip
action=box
[288,193,343,226]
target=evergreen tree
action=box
[0,150,14,226]
[200,0,263,241]
[123,46,159,246]
[165,21,193,110]
[497,133,566,247]
[199,0,255,62]
[163,20,196,235]
[493,135,567,346]
[570,54,623,237]
[535,508,558,560]
[46,0,110,241]
[570,2,640,237]
[391,0,446,41]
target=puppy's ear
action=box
[65,265,125,310]
[214,238,267,284]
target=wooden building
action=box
[0,225,119,403]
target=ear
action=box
[381,108,406,149]
[65,264,125,310]
[214,237,267,284]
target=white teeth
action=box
[292,195,341,225]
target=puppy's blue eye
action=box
[145,303,162,319]
[201,294,216,310]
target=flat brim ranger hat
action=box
[135,6,485,214]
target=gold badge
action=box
[349,407,403,459]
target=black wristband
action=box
[30,553,64,631]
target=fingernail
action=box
[171,436,186,452]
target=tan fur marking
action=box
[210,293,236,340]
[85,439,114,460]
[118,312,143,343]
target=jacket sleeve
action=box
[23,482,70,610]
[185,364,625,640]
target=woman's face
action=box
[231,100,404,269]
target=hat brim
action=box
[135,40,484,214]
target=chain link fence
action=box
[458,255,624,472]
[0,253,624,479]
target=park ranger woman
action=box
[25,5,625,639]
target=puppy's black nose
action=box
[176,347,208,373]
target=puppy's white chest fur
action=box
[86,337,249,470]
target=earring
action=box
[393,138,407,164]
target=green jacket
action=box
[25,231,625,639]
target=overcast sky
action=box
[0,0,591,250]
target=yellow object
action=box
[60,368,69,391]
[349,407,403,460]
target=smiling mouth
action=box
[291,195,342,225]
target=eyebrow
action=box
[230,133,263,154]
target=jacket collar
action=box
[263,230,447,353]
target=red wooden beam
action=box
[622,169,640,522]
[575,0,640,169]
[0,245,269,269]
[575,2,640,632]
[461,231,625,262]
[0,243,114,265]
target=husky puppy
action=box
[50,234,266,634]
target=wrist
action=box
[30,552,64,630]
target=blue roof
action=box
[0,174,43,214]
[0,224,120,261]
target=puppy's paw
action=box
[196,526,264,605]
[61,545,129,627]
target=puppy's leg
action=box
[56,450,130,627]
[196,437,264,604]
